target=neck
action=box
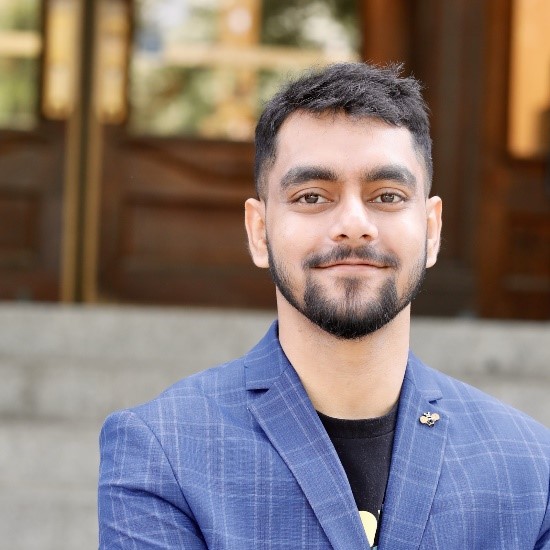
[277,293,410,420]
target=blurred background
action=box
[0,0,548,316]
[0,0,549,548]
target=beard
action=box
[267,241,426,340]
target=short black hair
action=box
[254,62,432,198]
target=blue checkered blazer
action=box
[99,322,550,549]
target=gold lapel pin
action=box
[419,412,440,427]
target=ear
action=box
[244,198,269,268]
[425,196,442,268]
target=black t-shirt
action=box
[318,406,397,549]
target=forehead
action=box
[269,111,425,186]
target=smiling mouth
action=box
[316,261,387,270]
[304,245,399,271]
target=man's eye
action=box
[373,193,403,204]
[298,193,326,204]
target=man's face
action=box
[246,112,442,339]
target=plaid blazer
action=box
[99,322,550,549]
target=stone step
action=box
[1,354,548,425]
[0,305,274,422]
[0,421,99,487]
[0,421,99,550]
[0,304,547,373]
[0,304,274,361]
[0,305,548,424]
[0,487,97,550]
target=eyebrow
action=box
[361,165,417,189]
[279,166,338,190]
[278,163,418,191]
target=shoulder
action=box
[406,355,550,541]
[409,354,550,453]
[102,354,250,442]
[101,322,284,452]
[143,354,247,419]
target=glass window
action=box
[0,0,42,130]
[129,0,360,140]
[508,0,550,158]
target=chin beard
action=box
[300,273,423,339]
[268,242,426,340]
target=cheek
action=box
[269,215,320,257]
[384,216,427,262]
[266,226,299,270]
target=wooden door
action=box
[477,0,550,319]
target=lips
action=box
[304,245,399,270]
[316,260,386,269]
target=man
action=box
[99,63,550,549]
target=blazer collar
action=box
[244,324,449,550]
[244,321,288,390]
[245,322,369,549]
[378,352,449,549]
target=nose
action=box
[329,195,379,243]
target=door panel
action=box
[0,127,65,300]
[477,0,550,319]
[0,0,69,300]
[403,0,486,316]
[97,132,272,306]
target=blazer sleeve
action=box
[98,409,207,549]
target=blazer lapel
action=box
[378,352,449,550]
[245,323,369,550]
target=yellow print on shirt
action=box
[359,510,378,547]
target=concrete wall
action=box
[0,304,548,549]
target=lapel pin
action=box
[420,412,440,427]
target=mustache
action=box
[304,245,400,269]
